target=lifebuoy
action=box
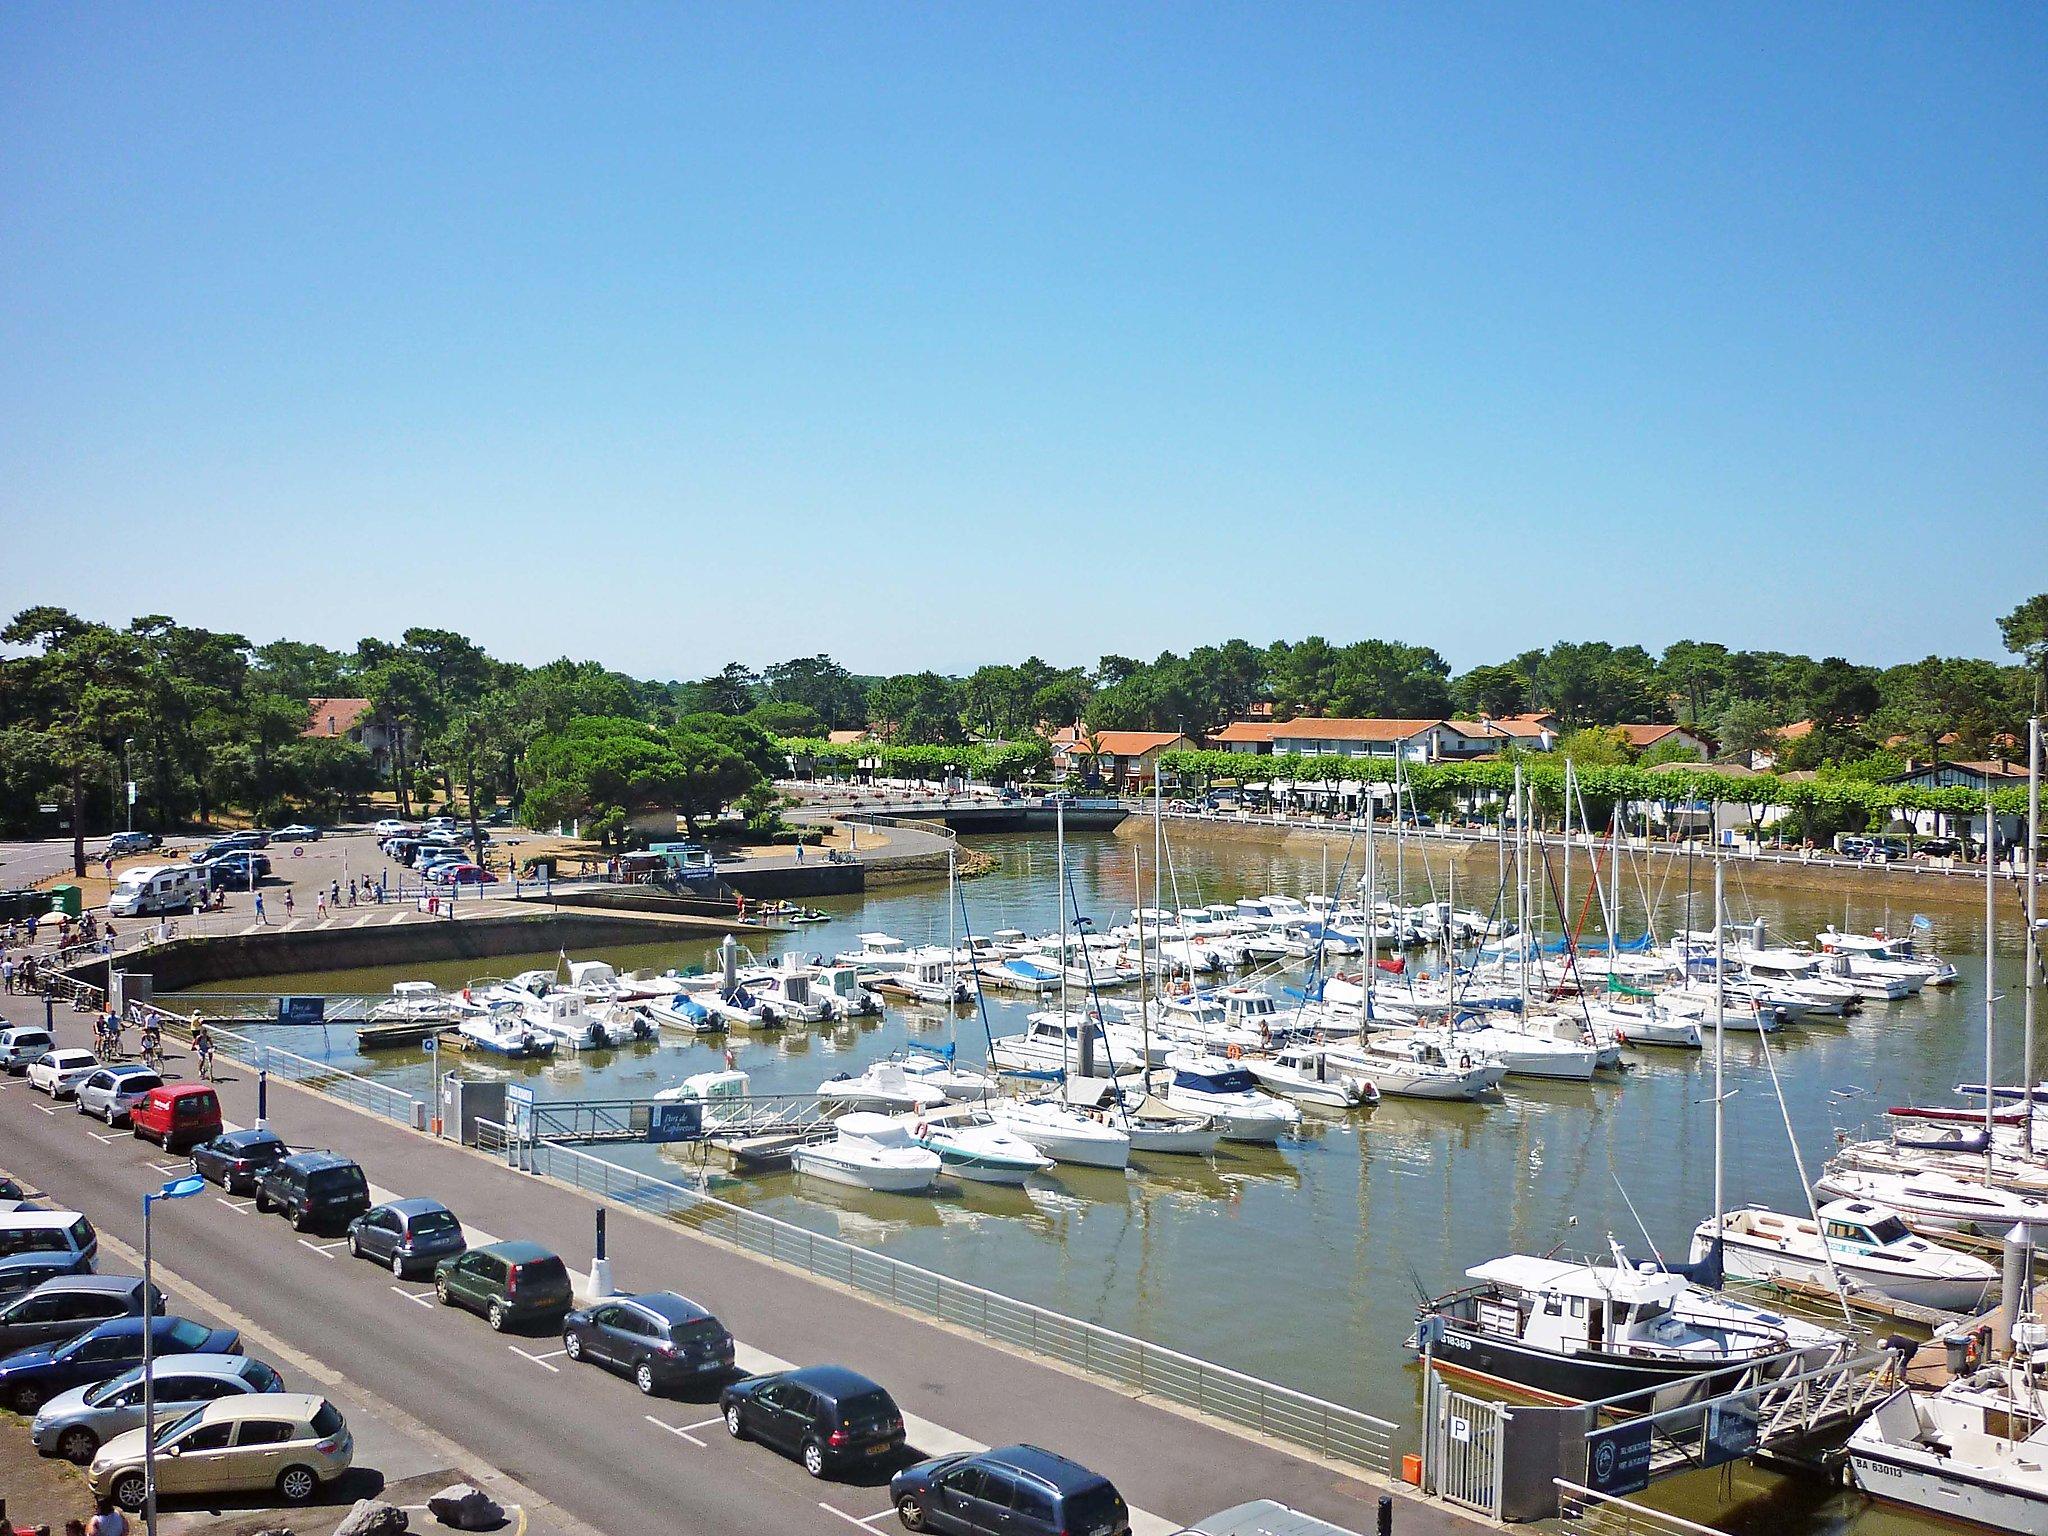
[1226,1043,1244,1060]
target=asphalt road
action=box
[0,1006,1476,1536]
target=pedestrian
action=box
[254,890,267,924]
[87,1498,127,1536]
[283,889,294,919]
[348,877,358,907]
[795,839,804,864]
[316,891,327,918]
[330,880,340,906]
[0,955,11,995]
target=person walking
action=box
[87,1497,127,1536]
[283,888,294,919]
[315,890,327,918]
[253,889,267,924]
[1,954,12,995]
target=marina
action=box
[145,806,2045,1536]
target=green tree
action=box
[2000,592,2048,709]
[695,663,760,717]
[761,655,865,729]
[1453,663,1528,719]
[749,699,827,737]
[521,717,687,850]
[360,656,439,815]
[867,673,964,745]
[1715,699,1784,763]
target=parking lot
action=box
[0,987,1471,1536]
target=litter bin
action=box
[1943,1332,1973,1375]
[47,884,82,917]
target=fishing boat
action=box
[816,1060,950,1115]
[906,1111,1054,1184]
[1417,1249,1844,1405]
[791,1113,942,1193]
[1690,1200,1999,1313]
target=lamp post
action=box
[141,1173,205,1535]
[123,738,135,835]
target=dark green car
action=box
[433,1241,572,1333]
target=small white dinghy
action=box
[791,1113,941,1193]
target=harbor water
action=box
[173,829,2037,1535]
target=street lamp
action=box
[123,738,135,835]
[141,1172,205,1535]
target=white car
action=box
[271,824,322,842]
[373,819,414,840]
[73,1066,163,1125]
[27,1050,102,1099]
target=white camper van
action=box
[106,865,204,918]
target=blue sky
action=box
[2,5,2041,680]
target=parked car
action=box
[0,1315,240,1412]
[424,862,497,886]
[407,841,466,868]
[890,1445,1131,1536]
[0,1276,161,1357]
[188,831,267,864]
[0,1257,88,1303]
[254,1152,371,1232]
[373,818,414,840]
[199,851,271,888]
[345,1198,465,1278]
[89,1392,350,1511]
[433,1241,573,1332]
[190,1129,291,1194]
[721,1365,905,1478]
[27,1049,101,1099]
[32,1351,283,1465]
[271,824,323,842]
[1,1027,56,1074]
[74,1065,162,1125]
[106,831,161,857]
[131,1084,223,1152]
[563,1290,735,1395]
[0,1212,97,1279]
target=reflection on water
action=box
[177,830,2028,1535]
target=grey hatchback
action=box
[346,1199,466,1278]
[0,1276,161,1355]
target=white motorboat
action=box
[641,991,717,1034]
[654,1068,751,1128]
[1848,1383,2048,1533]
[740,962,836,1022]
[791,1113,942,1193]
[986,1097,1132,1170]
[907,1112,1053,1184]
[696,983,779,1031]
[517,988,622,1051]
[453,1009,556,1060]
[1814,1164,2048,1236]
[369,981,467,1024]
[1418,1022,1598,1083]
[1246,1045,1378,1108]
[977,955,1063,994]
[1159,1054,1302,1143]
[989,1014,1134,1078]
[1691,1200,1999,1313]
[816,1060,950,1115]
[1581,998,1702,1049]
[898,1052,999,1103]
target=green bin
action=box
[47,884,82,916]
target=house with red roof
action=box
[302,697,390,765]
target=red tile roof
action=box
[1616,723,1695,748]
[1209,721,1283,743]
[1268,718,1448,742]
[304,697,373,738]
[1068,730,1189,757]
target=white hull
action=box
[791,1147,940,1192]
[1714,1234,1994,1313]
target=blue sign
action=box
[1703,1401,1758,1468]
[422,1035,437,1056]
[1586,1420,1655,1496]
[277,995,325,1025]
[648,1102,702,1143]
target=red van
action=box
[129,1084,223,1151]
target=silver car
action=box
[73,1066,163,1125]
[33,1352,284,1465]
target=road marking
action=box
[507,1345,561,1372]
[89,1130,124,1144]
[36,1103,56,1115]
[297,1239,344,1257]
[677,1415,724,1432]
[215,1198,251,1215]
[390,1286,435,1309]
[643,1414,706,1447]
[818,1505,894,1531]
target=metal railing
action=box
[515,1136,1395,1475]
[133,1001,421,1127]
[1554,1481,1726,1536]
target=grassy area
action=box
[0,1408,93,1530]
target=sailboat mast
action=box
[1362,803,1377,1032]
[1136,854,1151,1086]
[2027,715,2041,1155]
[948,846,958,999]
[1153,778,1163,985]
[1986,795,1998,1172]
[1058,795,1069,1025]
[1513,763,1528,1013]
[1713,853,1726,1238]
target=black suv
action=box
[434,1241,574,1332]
[891,1445,1131,1536]
[563,1290,735,1395]
[191,1129,291,1194]
[721,1364,904,1478]
[253,1152,371,1231]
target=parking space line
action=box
[508,1345,560,1372]
[677,1415,725,1432]
[818,1505,894,1531]
[152,1161,188,1174]
[297,1238,343,1257]
[36,1103,56,1115]
[88,1131,123,1144]
[215,1198,251,1214]
[390,1286,435,1308]
[644,1414,706,1447]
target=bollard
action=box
[587,1207,614,1299]
[44,994,54,1030]
[256,1068,269,1129]
[1997,1221,2034,1356]
[1378,1494,1392,1536]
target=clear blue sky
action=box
[3,5,2041,680]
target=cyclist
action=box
[192,1019,216,1082]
